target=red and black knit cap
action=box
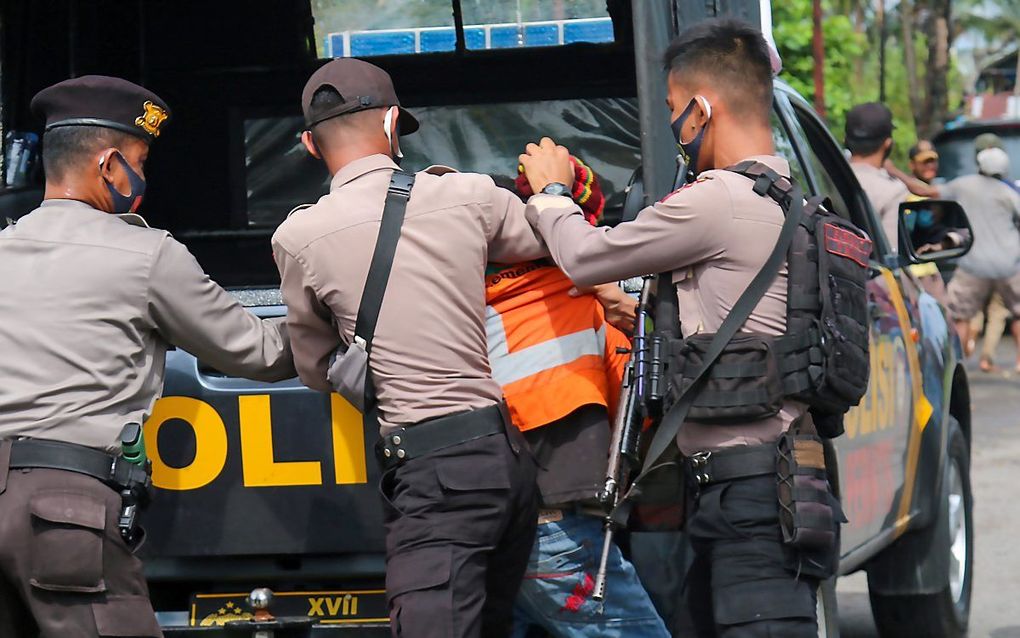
[516,155,606,226]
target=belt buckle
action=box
[688,451,712,486]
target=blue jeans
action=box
[511,511,670,638]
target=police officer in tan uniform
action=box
[0,76,294,637]
[521,19,833,637]
[845,102,909,252]
[272,60,566,638]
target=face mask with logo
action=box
[383,106,403,166]
[671,96,711,185]
[101,152,146,213]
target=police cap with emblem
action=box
[301,58,419,134]
[31,75,170,141]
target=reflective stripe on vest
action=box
[486,305,607,387]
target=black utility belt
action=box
[375,402,508,472]
[7,438,150,492]
[683,443,776,488]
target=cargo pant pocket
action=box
[712,577,817,627]
[29,491,107,593]
[92,595,162,637]
[386,547,453,638]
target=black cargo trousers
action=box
[684,473,830,638]
[379,412,538,638]
[0,441,162,638]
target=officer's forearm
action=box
[527,196,665,287]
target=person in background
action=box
[907,140,940,184]
[845,102,909,252]
[941,145,1020,372]
[896,140,951,305]
[889,133,1018,370]
[488,164,668,637]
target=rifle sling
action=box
[636,179,805,479]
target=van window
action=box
[460,1,613,50]
[312,0,455,58]
[241,97,639,228]
[312,0,613,58]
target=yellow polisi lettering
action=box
[145,397,228,490]
[331,394,367,484]
[238,395,322,487]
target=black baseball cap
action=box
[31,75,170,142]
[845,102,894,141]
[301,58,419,134]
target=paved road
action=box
[837,346,1020,638]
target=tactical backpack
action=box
[645,161,872,459]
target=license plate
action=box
[189,589,388,627]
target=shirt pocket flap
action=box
[30,491,106,530]
[435,454,510,491]
[386,547,452,598]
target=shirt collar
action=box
[330,154,401,191]
[40,198,98,211]
[38,199,152,228]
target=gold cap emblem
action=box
[135,100,169,137]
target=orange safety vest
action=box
[485,261,629,432]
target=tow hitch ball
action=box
[224,589,317,638]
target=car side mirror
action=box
[898,199,973,264]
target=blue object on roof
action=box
[524,24,559,47]
[564,19,614,44]
[420,28,456,53]
[464,27,486,49]
[351,31,415,57]
[489,25,523,49]
[324,17,613,58]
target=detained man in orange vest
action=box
[490,160,670,637]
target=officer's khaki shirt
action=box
[851,161,908,252]
[527,155,806,454]
[272,154,547,434]
[0,200,295,453]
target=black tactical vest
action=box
[663,161,872,438]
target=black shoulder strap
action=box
[638,165,804,475]
[354,170,415,354]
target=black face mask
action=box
[671,97,711,185]
[102,152,146,213]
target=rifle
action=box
[592,275,654,603]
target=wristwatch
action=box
[540,182,572,198]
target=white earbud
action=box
[383,106,403,160]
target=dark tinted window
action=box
[781,105,851,220]
[771,109,808,187]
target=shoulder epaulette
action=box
[658,174,715,204]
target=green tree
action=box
[773,0,868,145]
[957,0,1020,95]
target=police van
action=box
[0,1,974,636]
